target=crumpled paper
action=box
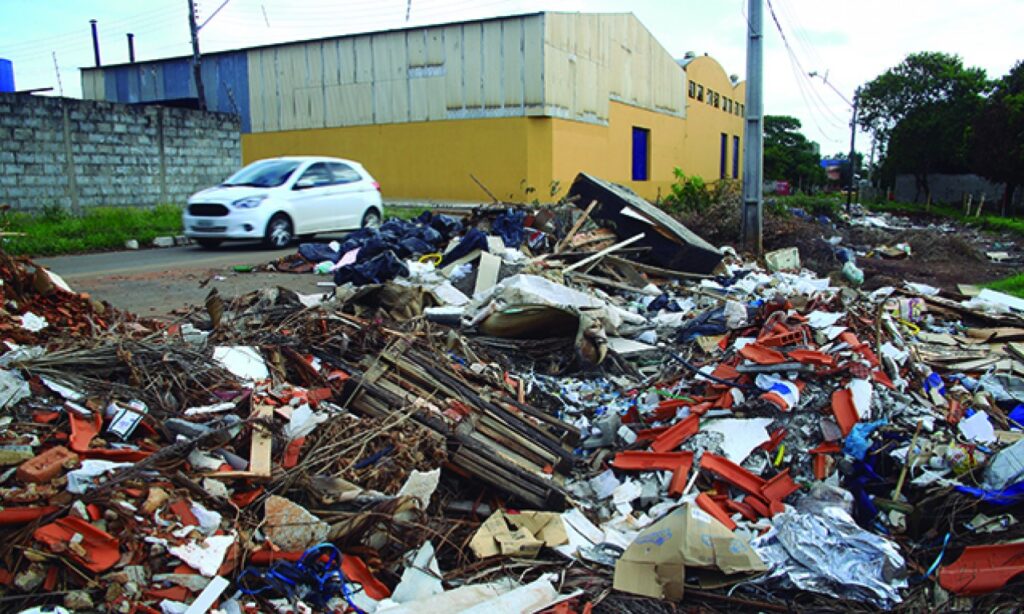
[751,506,907,607]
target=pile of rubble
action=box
[1,172,1024,613]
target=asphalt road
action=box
[36,242,296,280]
[34,242,331,316]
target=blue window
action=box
[732,135,740,179]
[632,127,650,181]
[719,133,728,179]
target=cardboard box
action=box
[469,510,568,559]
[613,503,766,601]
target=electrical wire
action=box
[774,0,850,122]
[760,0,849,148]
[2,3,182,54]
[765,0,845,128]
[197,0,523,54]
[771,6,848,131]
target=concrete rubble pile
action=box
[1,173,1024,613]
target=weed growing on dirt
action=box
[0,205,433,256]
[772,194,845,217]
[868,201,1024,238]
[382,206,432,221]
[2,205,184,256]
[985,273,1024,298]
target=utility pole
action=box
[127,33,136,63]
[809,72,860,211]
[741,0,764,254]
[187,0,206,110]
[845,88,859,211]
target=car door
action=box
[325,162,369,230]
[289,162,334,232]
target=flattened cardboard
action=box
[612,503,765,601]
[469,510,568,559]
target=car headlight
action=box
[232,195,268,209]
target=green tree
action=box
[857,52,989,201]
[969,61,1024,215]
[763,115,825,191]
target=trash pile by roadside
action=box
[2,172,1024,613]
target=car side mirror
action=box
[294,177,316,190]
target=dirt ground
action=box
[766,215,1020,291]
[681,200,1022,292]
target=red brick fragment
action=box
[17,445,79,483]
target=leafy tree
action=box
[969,61,1024,214]
[763,115,825,190]
[858,52,988,142]
[858,52,988,201]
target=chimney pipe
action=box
[90,19,101,67]
[127,33,135,63]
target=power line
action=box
[2,3,181,53]
[763,0,846,134]
[765,0,845,126]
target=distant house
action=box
[81,12,745,202]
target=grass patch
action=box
[0,204,444,257]
[867,201,1024,238]
[770,193,845,218]
[3,205,184,257]
[984,273,1024,299]
[383,205,432,221]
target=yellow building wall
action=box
[241,55,747,205]
[549,101,687,201]
[241,116,554,202]
[681,56,747,182]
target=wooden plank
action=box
[604,254,712,280]
[563,233,644,273]
[566,271,660,296]
[206,403,273,480]
[554,199,597,254]
[608,259,648,287]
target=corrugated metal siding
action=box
[543,13,685,123]
[81,12,686,134]
[80,53,251,131]
[244,14,546,132]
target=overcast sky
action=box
[3,0,1022,153]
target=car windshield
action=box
[222,160,301,188]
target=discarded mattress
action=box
[567,172,724,275]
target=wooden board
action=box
[206,403,274,480]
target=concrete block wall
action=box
[894,173,1023,208]
[0,93,240,212]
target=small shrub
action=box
[662,169,713,215]
[774,194,843,218]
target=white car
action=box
[183,156,384,249]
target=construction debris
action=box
[1,175,1024,612]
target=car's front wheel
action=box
[196,238,222,249]
[264,214,294,249]
[361,208,382,229]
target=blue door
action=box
[720,133,728,179]
[632,127,649,181]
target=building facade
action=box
[81,12,745,202]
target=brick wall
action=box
[0,93,240,211]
